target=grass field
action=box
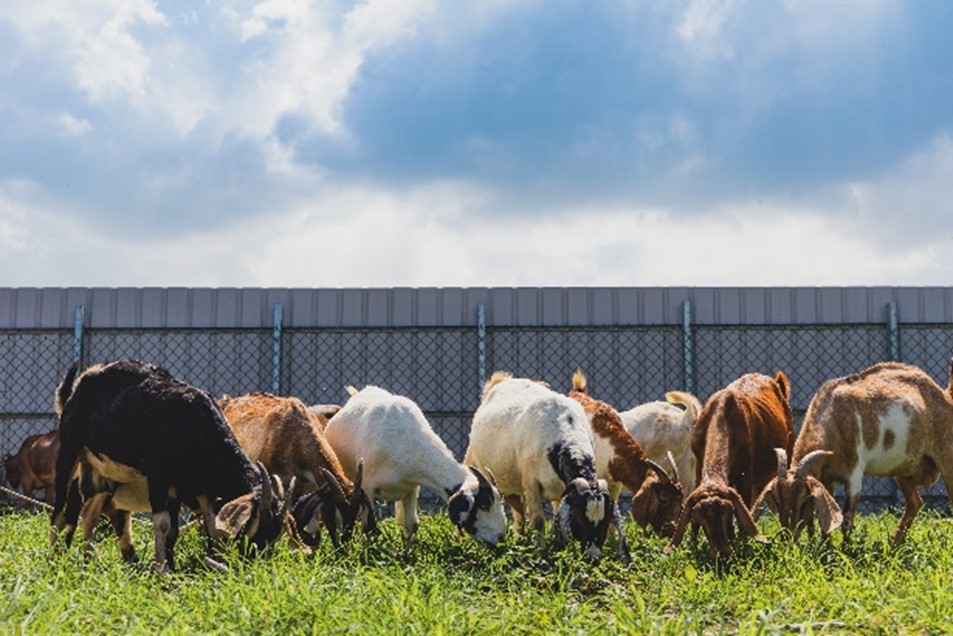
[1,507,951,634]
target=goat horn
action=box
[483,466,499,488]
[795,450,834,480]
[257,461,273,512]
[284,476,296,513]
[774,448,789,479]
[666,451,680,484]
[321,468,347,504]
[644,458,672,485]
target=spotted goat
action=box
[754,361,953,542]
[466,372,629,562]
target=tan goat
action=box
[754,360,953,542]
[219,392,375,548]
[665,372,795,557]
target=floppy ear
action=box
[663,491,699,554]
[447,491,474,528]
[751,477,778,521]
[807,476,843,536]
[214,493,257,540]
[727,488,768,544]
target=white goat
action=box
[324,385,507,546]
[465,372,629,561]
[619,391,702,494]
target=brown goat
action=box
[665,372,795,557]
[4,430,59,505]
[219,392,375,547]
[568,371,683,537]
[755,360,953,543]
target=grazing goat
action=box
[755,361,953,542]
[324,385,507,546]
[620,391,703,494]
[466,372,629,561]
[568,370,683,537]
[51,360,290,572]
[219,392,374,548]
[665,372,795,557]
[307,404,342,432]
[4,430,59,505]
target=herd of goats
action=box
[3,355,953,573]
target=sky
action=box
[1,0,952,288]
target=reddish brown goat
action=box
[664,372,795,557]
[3,430,59,505]
[219,392,375,548]
[568,371,683,537]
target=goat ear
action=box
[751,478,777,522]
[727,488,768,544]
[663,491,698,554]
[214,493,257,540]
[807,476,843,536]
[447,491,473,527]
[774,371,791,400]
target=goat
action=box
[219,392,375,548]
[50,360,290,572]
[665,372,795,557]
[324,385,507,546]
[307,404,342,432]
[620,391,703,494]
[754,361,953,543]
[4,430,59,505]
[568,370,683,537]
[465,371,629,561]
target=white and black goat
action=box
[50,360,290,573]
[465,372,629,562]
[324,385,507,546]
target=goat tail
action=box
[571,368,588,394]
[665,391,702,421]
[54,362,80,418]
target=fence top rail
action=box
[3,287,953,330]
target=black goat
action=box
[50,360,289,572]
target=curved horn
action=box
[468,465,491,489]
[666,451,680,484]
[321,468,347,504]
[644,457,672,485]
[795,450,834,480]
[257,461,273,512]
[775,447,789,479]
[483,466,499,488]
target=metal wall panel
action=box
[5,286,953,329]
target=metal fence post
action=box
[886,301,900,361]
[72,305,85,366]
[272,303,283,395]
[477,302,487,393]
[682,299,694,394]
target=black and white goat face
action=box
[556,478,614,558]
[447,467,507,545]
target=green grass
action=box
[1,507,952,634]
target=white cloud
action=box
[56,113,92,137]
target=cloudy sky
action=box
[2,1,952,288]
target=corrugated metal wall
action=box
[3,286,952,509]
[4,286,953,328]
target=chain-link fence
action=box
[3,314,952,511]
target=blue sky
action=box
[1,1,952,286]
